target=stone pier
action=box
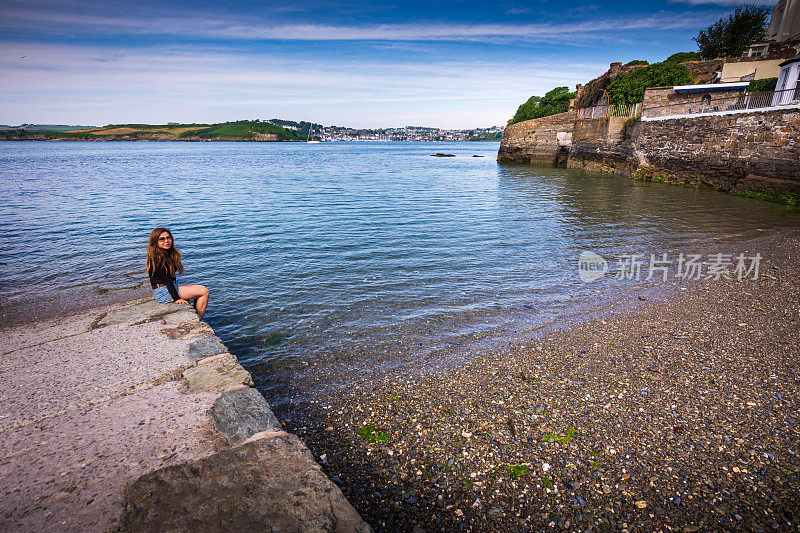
[0,298,370,532]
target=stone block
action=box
[187,335,228,362]
[95,300,181,327]
[162,309,199,325]
[182,353,253,393]
[161,321,215,340]
[210,387,281,445]
[117,433,371,533]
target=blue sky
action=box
[0,0,775,128]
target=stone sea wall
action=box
[497,111,574,164]
[499,107,800,203]
[632,109,800,195]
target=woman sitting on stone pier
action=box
[146,227,210,318]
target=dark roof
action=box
[779,53,800,67]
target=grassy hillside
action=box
[179,121,301,140]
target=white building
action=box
[772,53,800,104]
[766,0,800,42]
[747,0,800,57]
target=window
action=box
[777,70,787,91]
[794,68,800,100]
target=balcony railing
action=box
[641,87,800,119]
[576,102,642,120]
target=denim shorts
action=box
[152,276,180,303]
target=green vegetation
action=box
[542,428,576,443]
[503,463,530,479]
[268,118,321,137]
[508,95,541,124]
[1,120,301,141]
[748,77,778,93]
[509,86,575,125]
[607,62,693,105]
[694,4,771,59]
[624,60,649,67]
[665,51,701,63]
[357,423,391,444]
[179,120,301,140]
[735,189,799,206]
[468,130,503,141]
[0,130,95,140]
[261,332,289,346]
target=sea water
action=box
[1,141,798,402]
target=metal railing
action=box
[642,87,800,119]
[576,102,642,120]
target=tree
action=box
[693,5,771,60]
[508,87,575,124]
[665,51,701,63]
[624,60,649,67]
[508,95,541,124]
[607,62,693,105]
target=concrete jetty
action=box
[0,298,370,532]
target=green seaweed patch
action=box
[503,463,531,480]
[735,189,799,206]
[261,332,289,346]
[542,427,576,443]
[541,476,554,488]
[357,423,391,444]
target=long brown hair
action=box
[146,227,185,276]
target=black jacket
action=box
[148,262,180,301]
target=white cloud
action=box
[0,7,713,43]
[669,0,774,5]
[0,42,601,128]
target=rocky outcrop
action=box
[680,59,725,84]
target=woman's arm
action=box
[166,279,180,301]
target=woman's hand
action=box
[174,299,189,304]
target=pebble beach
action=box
[284,229,800,532]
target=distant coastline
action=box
[0,120,301,142]
[0,119,505,142]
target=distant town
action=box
[276,123,505,142]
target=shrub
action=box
[665,51,701,63]
[607,62,693,105]
[509,86,575,124]
[748,77,778,93]
[624,60,649,67]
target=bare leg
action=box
[178,284,210,318]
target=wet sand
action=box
[285,230,800,532]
